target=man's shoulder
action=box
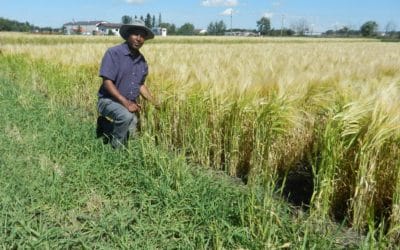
[106,43,129,55]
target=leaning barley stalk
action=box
[342,84,400,229]
[309,113,344,221]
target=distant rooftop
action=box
[63,21,105,26]
[97,22,122,29]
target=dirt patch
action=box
[277,168,314,207]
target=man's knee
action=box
[116,111,134,125]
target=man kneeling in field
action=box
[96,20,159,148]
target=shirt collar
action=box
[121,42,142,58]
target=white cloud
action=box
[202,0,239,7]
[220,8,237,16]
[125,0,145,4]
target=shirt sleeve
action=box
[99,49,117,81]
[140,63,148,85]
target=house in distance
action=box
[63,21,167,37]
[63,21,120,36]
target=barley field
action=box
[1,32,400,248]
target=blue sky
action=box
[0,0,399,32]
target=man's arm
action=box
[103,78,141,112]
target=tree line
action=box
[121,13,190,35]
[0,17,57,33]
[122,13,399,38]
[1,14,399,39]
[0,17,37,32]
[256,17,400,38]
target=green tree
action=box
[291,18,310,36]
[336,26,350,37]
[145,13,152,28]
[207,20,226,35]
[121,15,132,24]
[0,17,34,32]
[360,21,378,37]
[177,23,195,35]
[256,17,271,35]
[385,21,397,37]
[152,15,156,28]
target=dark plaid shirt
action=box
[98,42,148,102]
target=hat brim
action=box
[119,24,154,40]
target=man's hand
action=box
[140,85,161,110]
[125,100,142,113]
[103,78,141,112]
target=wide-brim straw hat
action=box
[119,19,154,40]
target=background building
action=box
[96,22,121,36]
[152,27,167,37]
[63,21,104,35]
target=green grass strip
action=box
[0,70,371,249]
[0,75,259,249]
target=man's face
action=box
[127,29,146,50]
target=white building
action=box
[63,20,161,37]
[96,22,121,36]
[152,27,167,37]
[63,21,104,35]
